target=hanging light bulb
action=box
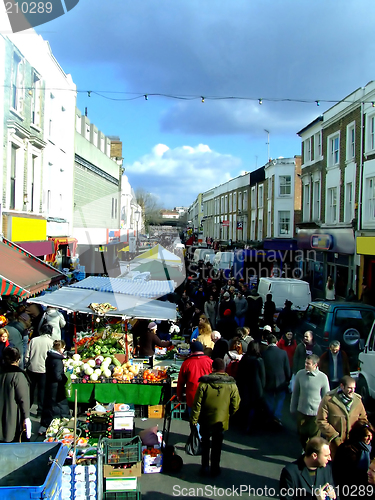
[372,102,375,107]
[144,94,148,100]
[315,100,320,106]
[87,91,91,97]
[201,97,205,103]
[258,98,263,105]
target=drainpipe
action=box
[358,97,364,232]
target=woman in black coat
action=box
[236,340,266,432]
[39,340,70,434]
[0,346,31,442]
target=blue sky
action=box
[3,0,375,208]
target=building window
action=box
[225,195,228,213]
[304,137,312,163]
[303,183,310,221]
[267,210,272,237]
[115,199,118,219]
[345,182,353,222]
[313,180,320,220]
[31,72,41,126]
[250,216,256,240]
[221,196,224,214]
[369,116,375,152]
[278,211,290,235]
[367,177,375,221]
[10,144,17,210]
[267,177,273,199]
[327,187,338,223]
[258,185,264,207]
[76,114,81,133]
[243,191,248,210]
[238,192,242,213]
[347,123,355,160]
[11,52,23,112]
[229,193,232,213]
[257,210,263,240]
[315,131,322,158]
[251,187,256,209]
[233,192,237,212]
[279,175,291,196]
[47,190,51,213]
[31,155,36,212]
[328,133,340,167]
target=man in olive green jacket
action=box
[190,357,240,477]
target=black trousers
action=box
[27,370,46,415]
[200,422,224,471]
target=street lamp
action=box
[134,210,140,248]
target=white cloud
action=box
[125,144,242,207]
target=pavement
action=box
[28,395,301,499]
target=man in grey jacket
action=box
[290,354,330,449]
[234,292,248,327]
[25,324,53,416]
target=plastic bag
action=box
[139,426,159,446]
[65,371,72,399]
[185,423,202,456]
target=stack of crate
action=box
[113,404,135,439]
[102,436,142,499]
[75,265,86,281]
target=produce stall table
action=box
[68,381,169,405]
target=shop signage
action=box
[310,234,333,250]
[237,221,243,230]
[222,220,230,227]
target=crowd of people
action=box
[173,266,375,496]
[0,304,70,440]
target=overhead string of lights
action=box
[3,84,375,106]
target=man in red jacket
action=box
[177,341,213,412]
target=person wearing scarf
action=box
[333,420,374,488]
[317,375,368,459]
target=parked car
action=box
[296,301,375,371]
[357,322,375,405]
[257,277,311,311]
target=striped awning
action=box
[0,238,65,299]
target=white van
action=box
[257,277,311,311]
[357,322,375,405]
[204,253,216,265]
[193,248,215,264]
[213,251,234,271]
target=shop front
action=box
[297,228,356,300]
[356,236,375,306]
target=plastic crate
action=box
[112,425,135,440]
[171,401,187,420]
[104,436,142,465]
[0,442,68,499]
[103,485,141,500]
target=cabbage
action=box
[72,354,81,362]
[94,368,102,376]
[84,366,94,376]
[103,368,111,378]
[87,359,96,368]
[90,373,98,381]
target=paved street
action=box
[138,394,300,500]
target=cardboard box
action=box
[143,452,163,474]
[103,462,141,478]
[105,476,137,491]
[148,405,165,418]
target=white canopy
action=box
[134,244,181,264]
[27,286,177,321]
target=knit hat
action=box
[148,322,157,330]
[224,309,232,317]
[223,292,230,298]
[191,341,204,352]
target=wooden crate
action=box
[148,405,165,418]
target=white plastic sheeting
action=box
[27,286,177,320]
[69,276,174,298]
